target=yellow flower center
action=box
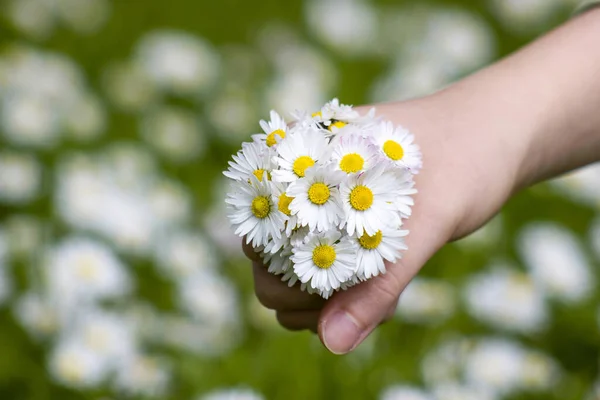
[328,121,347,131]
[307,183,330,205]
[312,111,322,118]
[312,244,336,269]
[359,230,383,250]
[382,140,404,161]
[339,153,364,173]
[278,193,294,216]
[251,196,270,219]
[266,129,286,147]
[349,185,373,211]
[253,169,271,181]
[292,156,315,177]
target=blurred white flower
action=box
[380,385,434,400]
[370,7,494,102]
[550,163,600,208]
[14,292,60,338]
[5,0,110,38]
[5,0,56,39]
[489,0,563,34]
[430,383,498,400]
[55,0,111,34]
[49,338,109,388]
[149,314,240,356]
[178,271,238,328]
[155,230,216,279]
[148,179,192,228]
[420,9,495,75]
[257,25,336,114]
[1,93,60,147]
[102,61,158,112]
[0,151,41,204]
[305,0,378,56]
[56,150,189,256]
[208,89,258,143]
[464,339,526,395]
[265,72,329,117]
[396,278,456,324]
[464,338,559,395]
[141,106,205,162]
[135,31,220,96]
[518,223,595,303]
[204,200,244,256]
[370,56,449,103]
[1,46,83,104]
[70,310,138,366]
[463,263,548,334]
[113,354,170,398]
[519,349,561,391]
[63,93,106,141]
[421,337,473,386]
[199,388,265,400]
[3,215,45,258]
[45,237,131,307]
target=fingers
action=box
[276,310,319,333]
[252,261,326,311]
[317,199,452,355]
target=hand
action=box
[244,9,600,354]
[244,94,521,354]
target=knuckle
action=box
[371,271,403,306]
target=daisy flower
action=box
[252,110,288,147]
[291,230,357,292]
[355,226,408,280]
[330,134,378,175]
[262,246,293,276]
[339,165,401,237]
[314,98,360,130]
[272,182,298,236]
[386,167,417,218]
[287,166,345,232]
[271,127,329,183]
[223,141,275,183]
[372,121,422,173]
[226,176,285,247]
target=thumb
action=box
[317,209,449,355]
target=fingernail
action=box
[322,311,362,355]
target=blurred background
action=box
[0,0,598,399]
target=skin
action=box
[244,8,600,354]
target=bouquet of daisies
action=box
[224,99,421,298]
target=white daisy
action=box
[225,176,285,247]
[339,165,402,237]
[330,134,378,175]
[272,182,298,236]
[386,167,417,218]
[223,141,275,183]
[252,110,288,147]
[315,98,360,128]
[291,230,357,292]
[262,246,292,276]
[372,121,422,173]
[271,127,330,183]
[355,226,408,280]
[287,166,345,232]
